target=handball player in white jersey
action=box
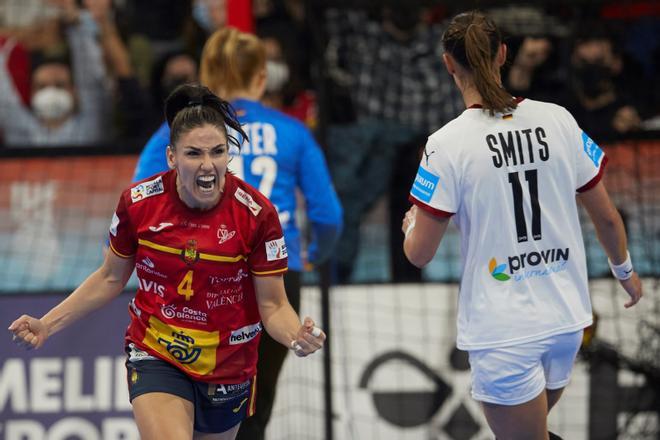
[402,11,643,440]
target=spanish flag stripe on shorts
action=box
[248,374,258,416]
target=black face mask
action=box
[572,62,614,99]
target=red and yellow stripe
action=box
[251,267,288,276]
[137,238,247,263]
[109,242,134,259]
[248,374,258,417]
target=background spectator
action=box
[565,27,643,140]
[0,2,111,147]
[94,0,150,142]
[192,0,227,34]
[491,6,569,105]
[324,1,463,283]
[258,23,317,128]
[0,0,61,52]
[147,50,198,131]
[115,0,195,88]
[0,37,30,105]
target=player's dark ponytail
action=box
[164,84,248,150]
[442,11,516,116]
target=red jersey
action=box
[109,170,288,383]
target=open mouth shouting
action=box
[168,124,230,209]
[196,174,217,193]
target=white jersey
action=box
[409,99,607,350]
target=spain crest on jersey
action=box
[181,239,199,265]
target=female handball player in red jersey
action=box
[9,84,326,440]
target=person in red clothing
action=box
[8,84,326,440]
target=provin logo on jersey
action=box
[234,188,262,216]
[131,176,164,203]
[489,248,570,282]
[488,258,510,281]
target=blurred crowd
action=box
[0,0,658,282]
[0,0,657,149]
[0,0,316,148]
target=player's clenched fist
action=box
[290,317,326,357]
[8,315,48,350]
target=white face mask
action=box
[265,60,290,93]
[193,1,215,33]
[32,87,74,121]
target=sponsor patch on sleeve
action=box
[581,132,604,167]
[234,187,262,216]
[131,176,164,203]
[410,165,440,203]
[109,211,120,236]
[265,237,287,261]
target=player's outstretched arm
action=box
[8,250,135,349]
[578,181,643,308]
[254,275,326,357]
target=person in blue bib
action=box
[132,28,343,440]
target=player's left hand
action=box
[290,317,325,357]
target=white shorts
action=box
[468,330,583,406]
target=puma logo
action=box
[423,148,436,165]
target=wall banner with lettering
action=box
[0,294,138,440]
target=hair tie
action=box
[186,96,204,107]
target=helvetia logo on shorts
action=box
[489,248,570,282]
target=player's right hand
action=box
[8,315,48,350]
[290,317,326,357]
[620,272,643,308]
